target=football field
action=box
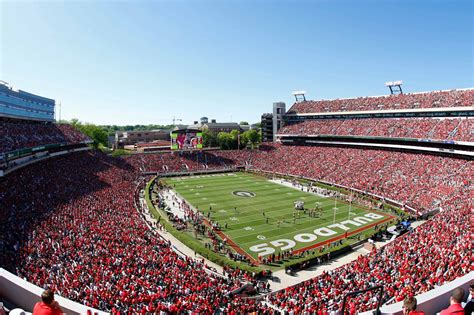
[165,172,394,262]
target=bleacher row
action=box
[0,120,90,154]
[278,117,473,142]
[288,89,474,114]
[0,152,272,314]
[1,86,472,313]
[1,90,472,156]
[223,145,471,313]
[137,145,471,216]
[266,195,470,313]
[133,151,241,173]
[1,146,471,313]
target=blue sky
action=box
[1,0,472,125]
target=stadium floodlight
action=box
[385,80,403,95]
[292,90,307,95]
[292,90,307,102]
[57,101,62,123]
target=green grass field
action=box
[165,172,393,261]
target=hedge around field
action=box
[145,178,264,275]
[145,174,401,274]
[249,170,408,218]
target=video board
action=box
[171,130,203,150]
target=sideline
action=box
[268,220,425,291]
[136,180,225,275]
[139,177,426,293]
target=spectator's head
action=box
[403,296,417,313]
[450,287,465,304]
[470,282,474,296]
[41,289,54,305]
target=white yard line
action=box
[267,220,427,291]
[269,178,329,198]
[139,191,225,274]
[144,177,428,296]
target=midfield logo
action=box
[232,191,256,198]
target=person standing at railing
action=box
[33,289,63,315]
[402,296,425,315]
[440,288,465,315]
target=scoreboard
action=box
[171,130,203,150]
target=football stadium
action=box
[0,1,473,315]
[160,172,395,263]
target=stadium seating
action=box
[279,117,473,142]
[266,200,470,313]
[212,144,471,214]
[2,147,471,313]
[132,150,250,173]
[0,151,275,314]
[288,89,474,114]
[0,120,90,154]
[213,145,471,312]
[2,99,472,315]
[2,144,472,313]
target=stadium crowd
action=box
[279,117,473,142]
[288,89,474,113]
[0,152,272,314]
[131,150,248,173]
[266,196,470,313]
[232,144,472,215]
[1,136,472,313]
[0,120,89,153]
[213,144,471,312]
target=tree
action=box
[70,118,80,128]
[91,126,108,148]
[217,132,234,150]
[202,129,218,147]
[230,130,240,149]
[98,124,174,136]
[230,129,239,139]
[239,121,249,125]
[67,119,108,149]
[239,131,249,149]
[213,130,260,150]
[80,124,108,148]
[244,129,260,149]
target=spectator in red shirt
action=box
[33,289,62,315]
[402,296,425,315]
[440,288,465,315]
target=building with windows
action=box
[0,81,55,121]
[181,117,244,133]
[260,102,286,142]
[114,130,171,149]
[261,113,273,142]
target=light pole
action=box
[58,101,62,123]
[348,197,352,220]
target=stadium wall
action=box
[278,138,474,159]
[284,106,474,120]
[248,169,420,215]
[1,146,91,177]
[361,271,473,315]
[0,268,106,314]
